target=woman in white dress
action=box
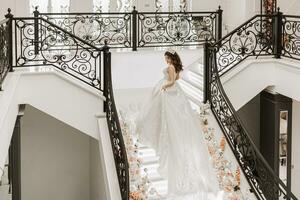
[136,50,218,199]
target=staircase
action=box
[178,58,204,108]
[0,8,299,200]
[137,145,168,199]
[119,110,168,200]
[117,55,257,199]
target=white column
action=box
[47,0,52,13]
[70,0,93,12]
[244,0,258,19]
[220,0,247,33]
[109,0,118,12]
[168,0,173,11]
[136,0,155,12]
[186,0,192,11]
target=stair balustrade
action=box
[37,6,223,51]
[1,8,130,200]
[0,17,10,90]
[204,8,300,200]
[2,5,300,200]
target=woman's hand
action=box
[161,85,167,91]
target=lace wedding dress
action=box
[136,68,219,199]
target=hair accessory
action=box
[167,48,176,55]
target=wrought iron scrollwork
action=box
[13,17,103,90]
[282,16,300,60]
[215,15,274,76]
[138,12,217,47]
[38,9,220,50]
[208,47,298,200]
[0,19,10,88]
[206,13,299,199]
[10,16,130,199]
[104,50,129,200]
[41,13,132,48]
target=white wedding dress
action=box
[136,68,219,199]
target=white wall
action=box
[222,58,300,110]
[191,0,220,11]
[21,105,90,200]
[111,48,202,89]
[1,0,29,17]
[0,68,105,188]
[220,0,246,33]
[278,0,300,15]
[89,138,107,200]
[292,100,300,198]
[21,105,107,200]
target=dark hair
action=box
[164,51,183,73]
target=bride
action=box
[136,49,219,199]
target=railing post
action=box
[273,7,283,58]
[103,40,109,112]
[216,6,223,42]
[203,40,211,103]
[33,6,40,55]
[5,8,13,72]
[132,6,138,51]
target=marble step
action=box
[178,80,203,104]
[150,180,168,194]
[139,154,159,165]
[137,147,156,157]
[186,62,204,76]
[181,71,203,91]
[185,92,203,107]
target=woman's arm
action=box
[162,66,176,91]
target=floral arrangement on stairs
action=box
[118,103,253,200]
[119,110,162,200]
[199,103,252,200]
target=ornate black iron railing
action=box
[2,9,130,200]
[103,46,129,199]
[0,18,10,90]
[206,47,297,200]
[37,6,222,50]
[137,10,221,48]
[11,16,104,90]
[282,15,300,61]
[204,10,299,200]
[213,14,275,76]
[214,11,300,77]
[39,10,133,49]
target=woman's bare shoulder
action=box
[167,65,176,72]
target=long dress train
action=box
[136,68,219,199]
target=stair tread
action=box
[179,80,202,93]
[180,77,203,91]
[178,80,203,100]
[186,63,204,75]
